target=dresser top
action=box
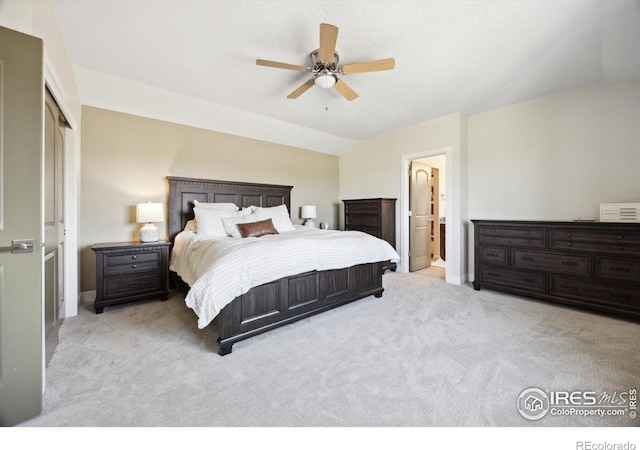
[342,198,397,202]
[91,240,171,251]
[471,219,640,229]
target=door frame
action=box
[399,146,464,284]
[44,54,78,322]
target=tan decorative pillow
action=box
[236,218,279,238]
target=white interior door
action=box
[0,26,45,426]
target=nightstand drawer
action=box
[104,272,162,298]
[104,251,161,276]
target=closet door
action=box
[44,89,66,365]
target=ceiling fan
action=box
[256,23,395,101]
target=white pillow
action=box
[193,200,239,212]
[221,211,266,238]
[194,207,249,237]
[251,204,295,233]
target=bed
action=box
[168,176,399,355]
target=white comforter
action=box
[170,227,400,328]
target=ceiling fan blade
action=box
[287,79,315,99]
[333,79,358,101]
[340,58,395,74]
[256,59,310,72]
[319,23,338,63]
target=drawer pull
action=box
[521,278,535,283]
[131,264,137,268]
[127,281,141,288]
[617,246,624,251]
[525,240,530,244]
[617,235,623,240]
[488,271,500,277]
[562,284,578,291]
[132,255,137,259]
[521,256,535,262]
[491,237,496,241]
[561,261,578,267]
[567,242,573,247]
[487,252,499,257]
[611,267,631,273]
[525,231,531,235]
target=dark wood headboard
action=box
[167,176,293,243]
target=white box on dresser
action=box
[600,203,640,222]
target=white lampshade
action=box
[136,203,164,243]
[301,205,316,219]
[136,202,165,223]
[301,205,317,228]
[314,74,336,89]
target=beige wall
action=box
[467,80,640,221]
[339,112,468,282]
[339,80,640,281]
[80,106,339,291]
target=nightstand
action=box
[92,241,171,314]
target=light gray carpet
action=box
[19,269,640,427]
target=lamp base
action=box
[140,223,159,242]
[302,219,316,228]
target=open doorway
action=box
[417,155,446,270]
[408,156,446,278]
[399,146,464,285]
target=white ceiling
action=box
[51,0,640,153]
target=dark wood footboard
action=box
[216,261,385,355]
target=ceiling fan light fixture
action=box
[314,73,336,89]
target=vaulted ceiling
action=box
[52,0,640,154]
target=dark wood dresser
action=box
[343,198,396,248]
[472,220,640,320]
[344,198,397,271]
[92,241,170,314]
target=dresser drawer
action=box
[345,202,380,215]
[480,226,544,239]
[596,257,640,283]
[104,251,161,276]
[347,225,381,239]
[550,229,640,244]
[550,238,640,255]
[104,272,162,299]
[511,249,591,276]
[479,266,546,293]
[479,233,544,248]
[346,214,380,228]
[550,276,640,309]
[550,229,640,256]
[478,246,508,266]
